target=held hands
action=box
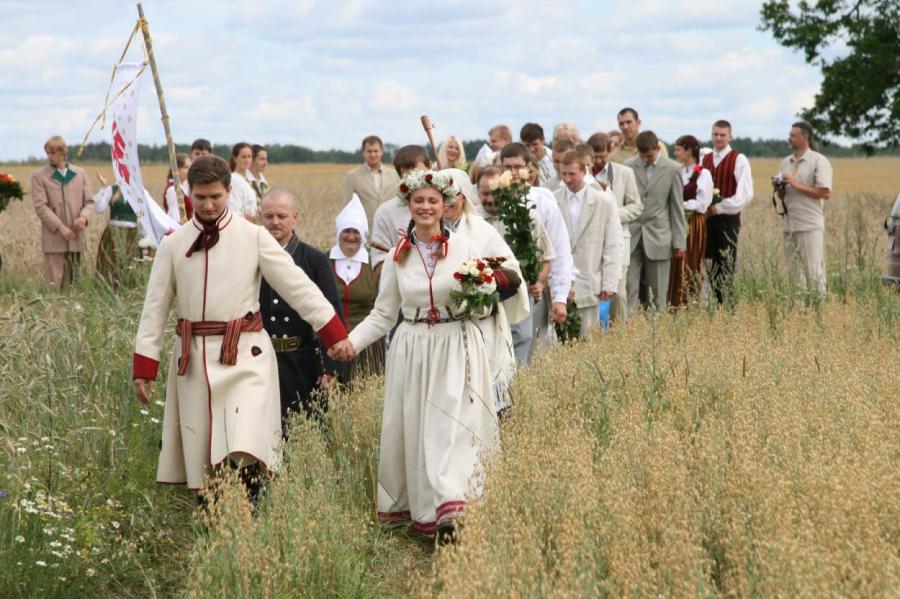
[673,248,686,258]
[134,378,155,406]
[528,282,544,302]
[72,216,87,233]
[327,339,357,362]
[599,292,614,302]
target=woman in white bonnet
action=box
[329,195,383,383]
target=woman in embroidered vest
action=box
[93,172,145,286]
[337,170,499,543]
[163,153,192,223]
[228,142,259,222]
[329,195,384,384]
[669,135,713,306]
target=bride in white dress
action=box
[337,170,499,541]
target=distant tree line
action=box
[8,137,897,165]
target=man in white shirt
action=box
[587,132,644,322]
[342,135,400,230]
[702,119,754,304]
[520,123,556,185]
[499,143,574,355]
[553,151,623,336]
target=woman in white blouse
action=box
[670,135,713,306]
[228,142,259,221]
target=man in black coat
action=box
[259,189,344,427]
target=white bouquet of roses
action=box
[449,258,499,320]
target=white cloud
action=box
[0,0,825,161]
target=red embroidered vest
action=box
[702,150,739,199]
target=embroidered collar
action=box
[51,166,77,186]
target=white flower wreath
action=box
[397,169,458,205]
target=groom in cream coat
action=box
[625,131,686,312]
[553,150,623,337]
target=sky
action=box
[0,0,823,161]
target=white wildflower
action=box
[35,560,46,567]
[15,535,25,543]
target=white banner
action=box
[109,62,179,243]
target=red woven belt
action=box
[175,311,263,376]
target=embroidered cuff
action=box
[133,353,160,380]
[317,314,348,348]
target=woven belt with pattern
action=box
[271,336,300,353]
[175,311,263,376]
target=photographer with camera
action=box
[773,121,833,296]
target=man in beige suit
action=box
[553,150,623,337]
[30,135,95,287]
[625,131,686,312]
[588,132,643,322]
[342,135,400,230]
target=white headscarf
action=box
[330,194,370,285]
[440,167,479,210]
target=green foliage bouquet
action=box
[489,170,543,285]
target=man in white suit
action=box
[587,132,643,322]
[342,135,400,230]
[553,150,623,337]
[625,131,686,312]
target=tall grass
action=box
[0,273,196,597]
[1,161,897,597]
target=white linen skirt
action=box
[376,319,499,536]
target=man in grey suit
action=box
[588,131,643,322]
[625,131,686,312]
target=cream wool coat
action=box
[133,210,346,489]
[348,230,500,534]
[554,185,624,307]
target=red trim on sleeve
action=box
[133,353,160,380]
[317,314,348,348]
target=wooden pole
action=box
[137,3,184,220]
[420,115,441,170]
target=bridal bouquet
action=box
[449,258,499,320]
[0,173,25,214]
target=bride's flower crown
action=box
[398,169,458,205]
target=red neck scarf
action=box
[186,210,227,258]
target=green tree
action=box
[759,0,900,152]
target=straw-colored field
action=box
[1,158,898,598]
[1,158,898,278]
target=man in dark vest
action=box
[259,188,344,428]
[702,120,754,304]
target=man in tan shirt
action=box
[342,135,400,230]
[30,135,95,287]
[610,107,668,164]
[774,121,833,296]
